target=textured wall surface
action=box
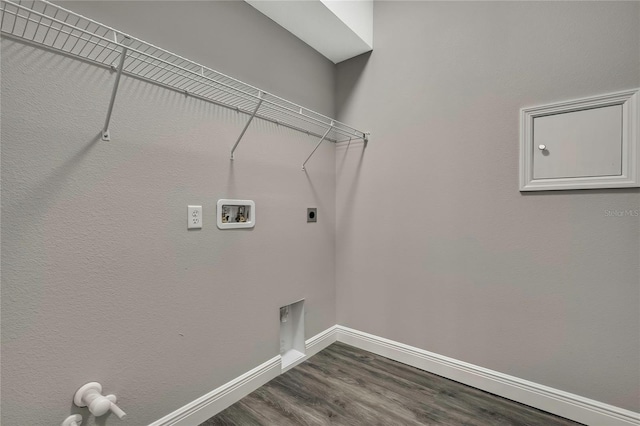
[1,2,336,425]
[57,0,336,116]
[3,1,640,425]
[336,1,640,412]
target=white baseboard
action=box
[150,325,638,426]
[305,325,339,359]
[149,326,337,426]
[336,325,640,426]
[148,355,281,426]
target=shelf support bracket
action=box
[302,122,333,171]
[231,92,263,160]
[101,35,129,141]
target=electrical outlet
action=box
[307,208,317,223]
[188,205,202,229]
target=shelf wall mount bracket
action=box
[302,122,334,171]
[231,91,264,160]
[101,33,130,141]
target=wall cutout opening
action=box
[280,299,305,371]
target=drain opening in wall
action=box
[280,299,305,371]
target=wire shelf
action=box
[0,0,368,145]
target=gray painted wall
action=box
[1,2,336,425]
[336,1,640,412]
[3,1,640,424]
[57,0,335,116]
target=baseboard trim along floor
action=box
[148,326,338,426]
[149,325,640,426]
[335,326,640,426]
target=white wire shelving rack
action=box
[0,0,368,170]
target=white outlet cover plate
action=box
[188,205,203,229]
[217,199,255,229]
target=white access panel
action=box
[519,88,639,191]
[532,105,622,179]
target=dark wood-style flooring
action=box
[201,342,582,426]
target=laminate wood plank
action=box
[201,342,583,426]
